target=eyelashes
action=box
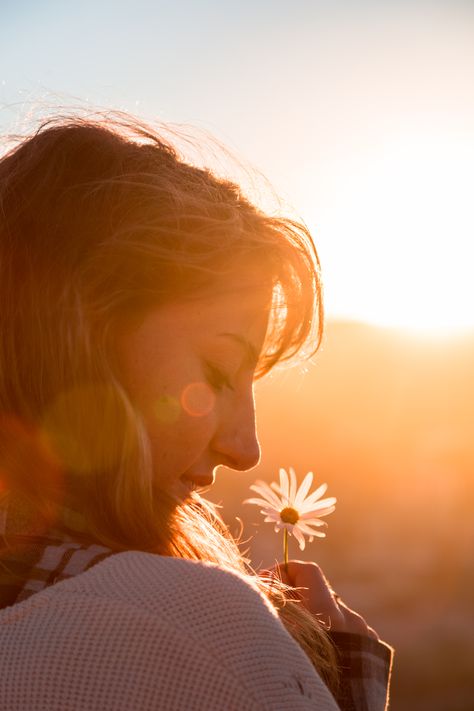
[204,362,235,392]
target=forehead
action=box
[120,284,272,359]
[169,287,269,340]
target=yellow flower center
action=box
[280,507,299,525]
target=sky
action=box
[1,0,474,332]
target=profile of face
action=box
[116,279,272,503]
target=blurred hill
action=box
[207,319,474,711]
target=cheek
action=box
[131,366,216,429]
[146,408,216,479]
[143,381,216,445]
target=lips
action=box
[180,473,214,489]
[171,473,215,502]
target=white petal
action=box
[288,466,297,503]
[259,507,277,516]
[248,483,274,502]
[292,526,306,551]
[309,504,336,518]
[299,482,328,508]
[294,471,313,509]
[270,482,284,496]
[262,510,280,520]
[279,468,290,502]
[249,479,276,495]
[249,483,283,510]
[297,521,326,535]
[313,496,337,509]
[298,515,327,525]
[243,496,277,510]
[301,495,336,515]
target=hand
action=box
[261,560,379,640]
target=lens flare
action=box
[40,383,130,474]
[153,394,181,424]
[181,382,215,417]
[0,413,64,533]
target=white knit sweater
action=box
[0,551,340,710]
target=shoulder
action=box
[77,551,291,634]
[0,552,340,711]
[66,550,278,616]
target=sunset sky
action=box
[1,0,473,332]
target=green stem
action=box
[283,528,288,575]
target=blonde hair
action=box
[0,111,338,690]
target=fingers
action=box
[261,560,329,591]
[263,561,343,626]
[336,599,378,638]
[259,560,380,639]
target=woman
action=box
[0,111,393,710]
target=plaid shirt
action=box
[0,520,393,711]
[328,631,393,711]
[0,529,114,608]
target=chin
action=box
[169,477,198,503]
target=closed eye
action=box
[204,362,235,392]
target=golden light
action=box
[306,131,474,335]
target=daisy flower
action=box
[243,467,336,569]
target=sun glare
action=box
[310,131,474,336]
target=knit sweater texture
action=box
[0,551,342,711]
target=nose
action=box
[211,387,261,472]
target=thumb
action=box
[258,563,291,586]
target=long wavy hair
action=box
[0,110,339,690]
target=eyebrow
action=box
[218,332,259,367]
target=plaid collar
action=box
[0,494,114,610]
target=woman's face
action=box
[116,282,271,502]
